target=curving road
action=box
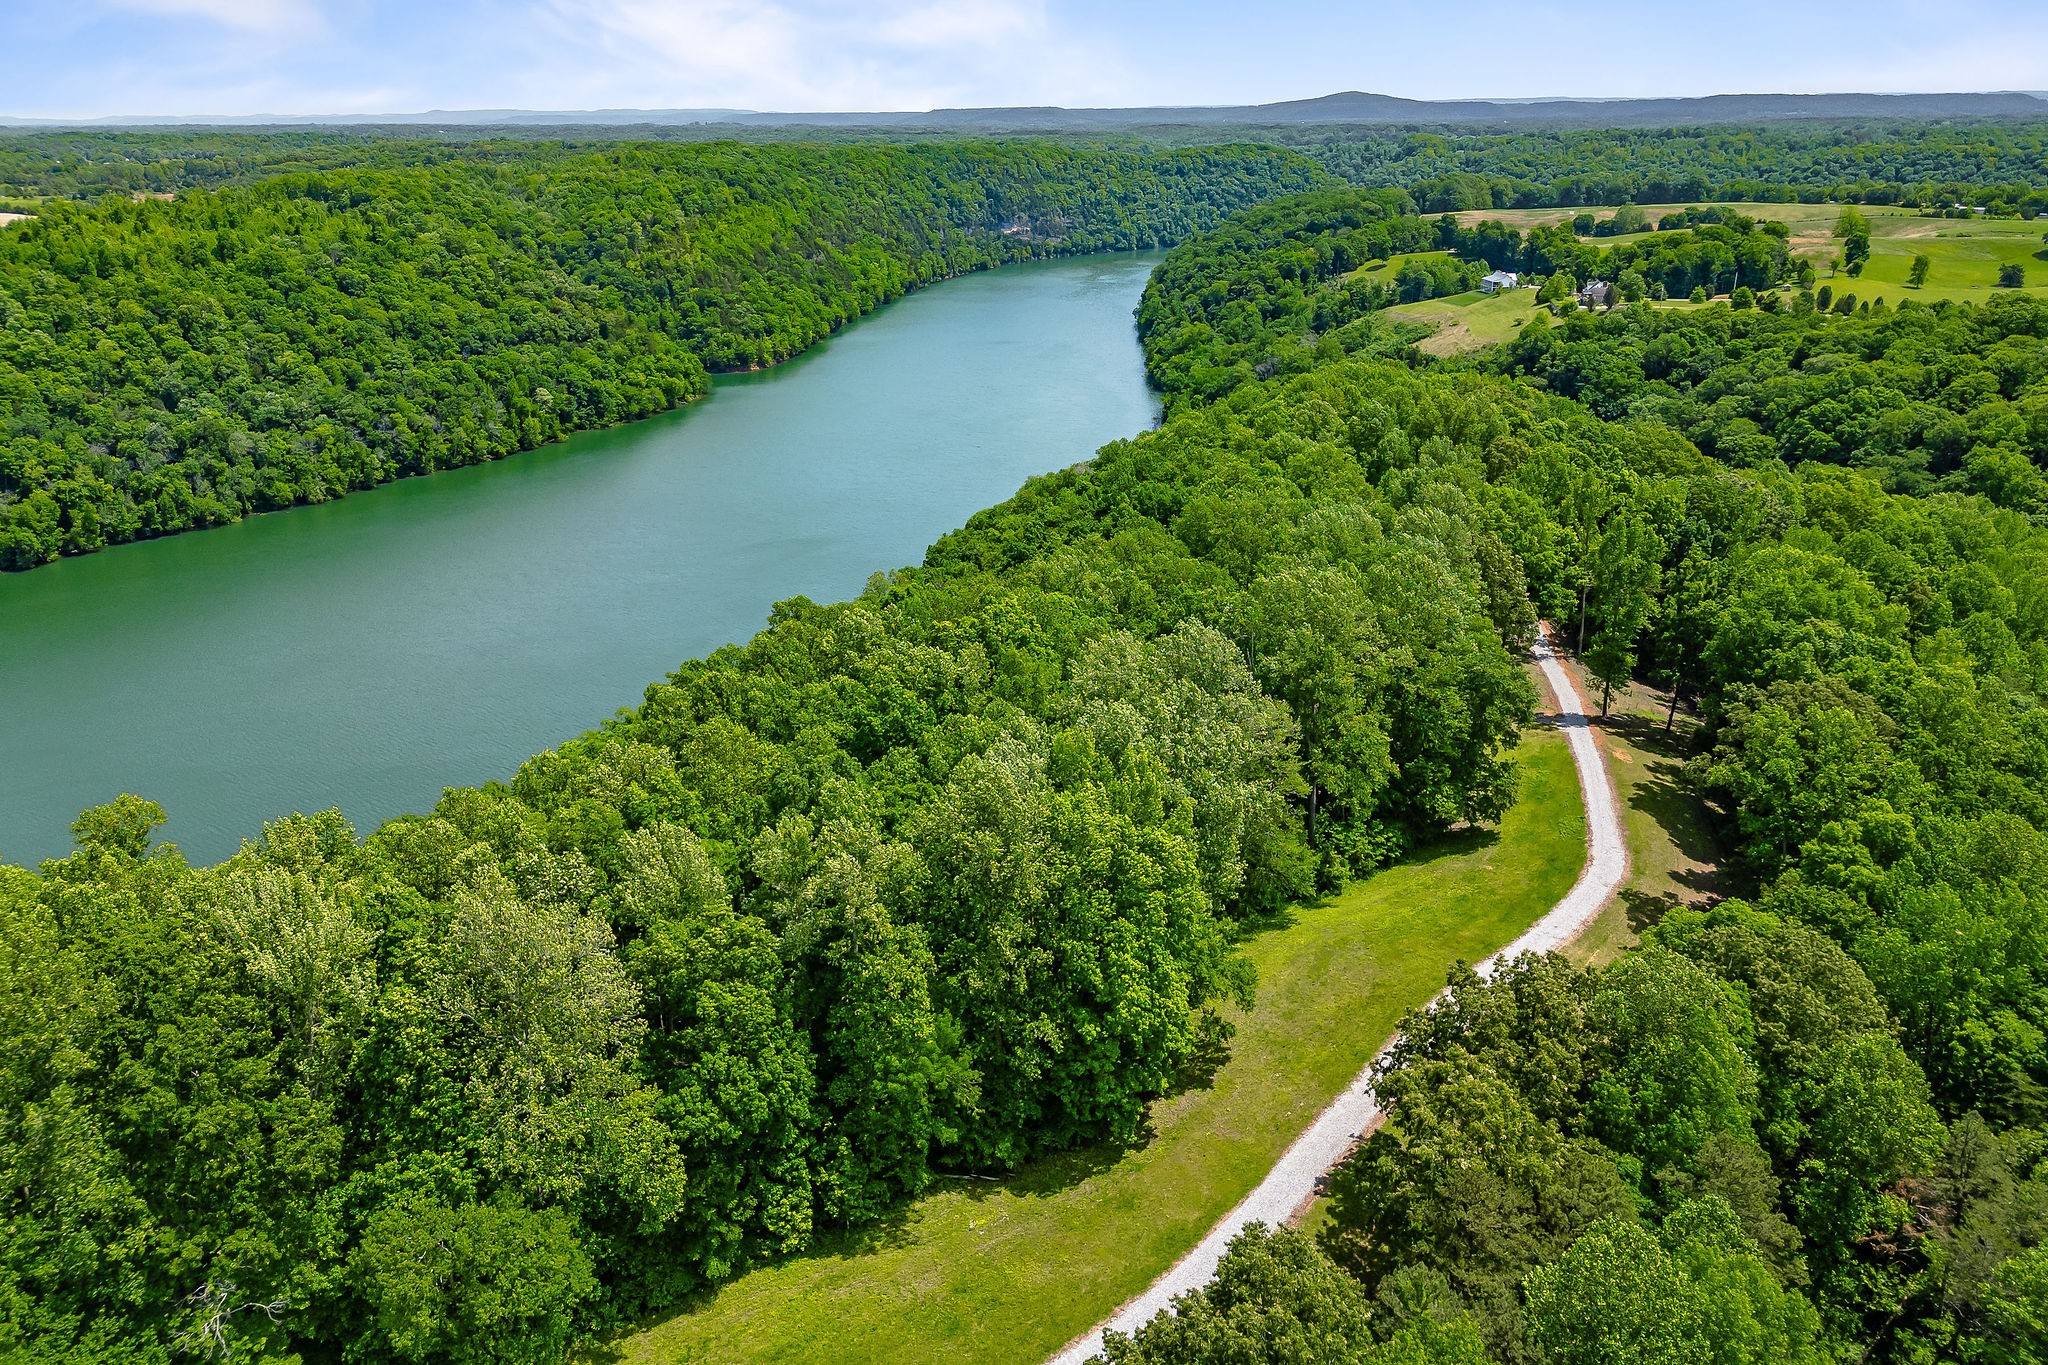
[1048,623,1629,1365]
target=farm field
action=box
[587,727,1585,1365]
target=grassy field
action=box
[1384,203,2048,354]
[1450,201,2048,308]
[1349,247,1545,356]
[1383,289,1543,355]
[587,725,1586,1365]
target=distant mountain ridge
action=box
[6,89,2046,130]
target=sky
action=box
[3,0,2046,120]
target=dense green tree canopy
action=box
[1103,174,2048,1365]
[2,351,1551,1361]
[13,143,2048,1365]
[1137,191,1797,412]
[1285,122,2048,216]
[0,139,1324,567]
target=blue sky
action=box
[4,0,2046,119]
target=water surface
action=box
[0,252,1162,864]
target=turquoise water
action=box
[0,252,1162,864]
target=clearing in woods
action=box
[1452,201,2048,306]
[1349,248,1545,354]
[1385,203,2048,353]
[1551,661,1726,968]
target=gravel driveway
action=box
[1048,624,1628,1365]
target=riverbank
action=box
[0,253,1164,865]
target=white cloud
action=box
[523,0,1129,111]
[107,0,319,32]
[873,0,1041,51]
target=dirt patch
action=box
[1452,207,1581,229]
[1416,320,1479,356]
[0,212,29,227]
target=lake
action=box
[0,252,1163,865]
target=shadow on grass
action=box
[582,1129,1155,1359]
[1163,1018,1236,1099]
[1630,765,1722,875]
[1620,886,1681,936]
[1408,824,1503,863]
[578,1197,941,1362]
[1596,705,1740,907]
[1599,709,1700,762]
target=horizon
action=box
[6,87,2048,128]
[4,0,2046,122]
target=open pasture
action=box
[1451,201,2048,305]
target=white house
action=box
[1480,270,1520,294]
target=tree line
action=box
[1442,206,1795,301]
[0,139,1324,568]
[1280,122,2048,217]
[16,118,2048,222]
[1098,190,2048,1365]
[1481,288,2048,501]
[1133,187,1440,411]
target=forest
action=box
[1135,189,1796,410]
[0,139,1322,567]
[1133,187,1438,410]
[9,119,2048,214]
[1440,206,1794,299]
[1094,191,2048,1364]
[2,314,1548,1357]
[9,143,2048,1364]
[1478,292,2048,500]
[1284,121,2048,215]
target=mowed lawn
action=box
[588,726,1585,1365]
[1348,250,1545,355]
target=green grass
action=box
[1351,247,1460,278]
[1808,215,2048,306]
[588,726,1585,1365]
[1452,201,2048,309]
[1549,664,1726,969]
[1382,289,1544,354]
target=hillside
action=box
[0,140,1323,568]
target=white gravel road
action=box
[1047,624,1629,1365]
